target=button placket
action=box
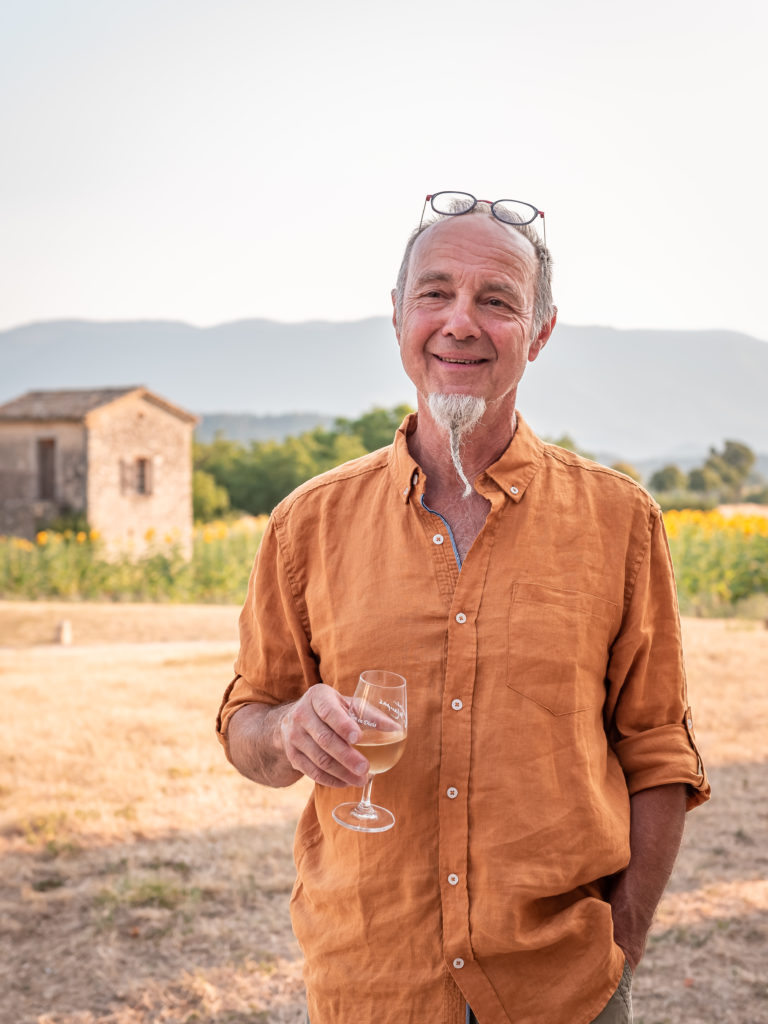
[439,545,493,997]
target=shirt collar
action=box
[477,412,544,503]
[388,411,544,504]
[390,413,423,503]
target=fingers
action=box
[280,685,369,788]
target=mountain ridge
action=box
[2,317,766,461]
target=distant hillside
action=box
[0,316,405,419]
[197,412,334,443]
[2,317,767,461]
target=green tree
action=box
[689,440,757,500]
[720,440,756,480]
[303,427,368,473]
[234,437,318,513]
[648,464,687,493]
[193,470,230,522]
[193,434,243,487]
[545,434,595,459]
[193,404,415,515]
[611,461,643,483]
[688,465,723,494]
[335,404,414,452]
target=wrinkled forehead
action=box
[409,213,538,283]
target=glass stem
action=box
[358,774,375,811]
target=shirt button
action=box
[432,534,444,545]
[448,873,459,886]
[453,957,465,969]
[451,698,463,711]
[455,612,467,624]
[447,786,458,799]
[510,485,519,494]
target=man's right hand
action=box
[279,685,370,788]
[226,686,370,789]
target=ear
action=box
[528,307,557,363]
[391,288,400,340]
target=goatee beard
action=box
[427,393,487,498]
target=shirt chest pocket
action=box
[507,582,618,716]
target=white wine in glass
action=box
[332,669,407,833]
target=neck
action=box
[409,395,518,497]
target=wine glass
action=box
[332,669,407,833]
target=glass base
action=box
[332,801,395,833]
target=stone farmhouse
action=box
[0,387,198,557]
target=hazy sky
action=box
[2,0,766,339]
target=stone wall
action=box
[0,422,86,538]
[85,394,194,558]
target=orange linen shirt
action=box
[217,413,709,1024]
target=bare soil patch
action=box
[717,503,768,519]
[0,601,240,648]
[0,606,766,1023]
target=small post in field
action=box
[57,620,73,645]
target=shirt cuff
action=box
[216,674,281,762]
[613,709,710,810]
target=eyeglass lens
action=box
[430,191,476,215]
[429,192,539,227]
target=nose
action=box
[440,296,481,343]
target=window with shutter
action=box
[37,439,55,500]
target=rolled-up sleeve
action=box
[606,503,710,810]
[215,512,318,761]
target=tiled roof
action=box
[0,387,140,420]
[0,387,197,424]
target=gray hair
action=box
[393,203,554,341]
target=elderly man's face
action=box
[393,215,552,418]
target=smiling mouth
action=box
[436,356,486,365]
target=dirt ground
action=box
[0,601,241,648]
[0,604,766,1024]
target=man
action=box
[216,193,709,1024]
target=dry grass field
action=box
[0,602,766,1024]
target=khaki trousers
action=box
[590,961,633,1022]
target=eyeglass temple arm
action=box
[418,196,432,231]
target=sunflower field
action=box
[664,508,768,616]
[0,517,268,604]
[2,509,767,616]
